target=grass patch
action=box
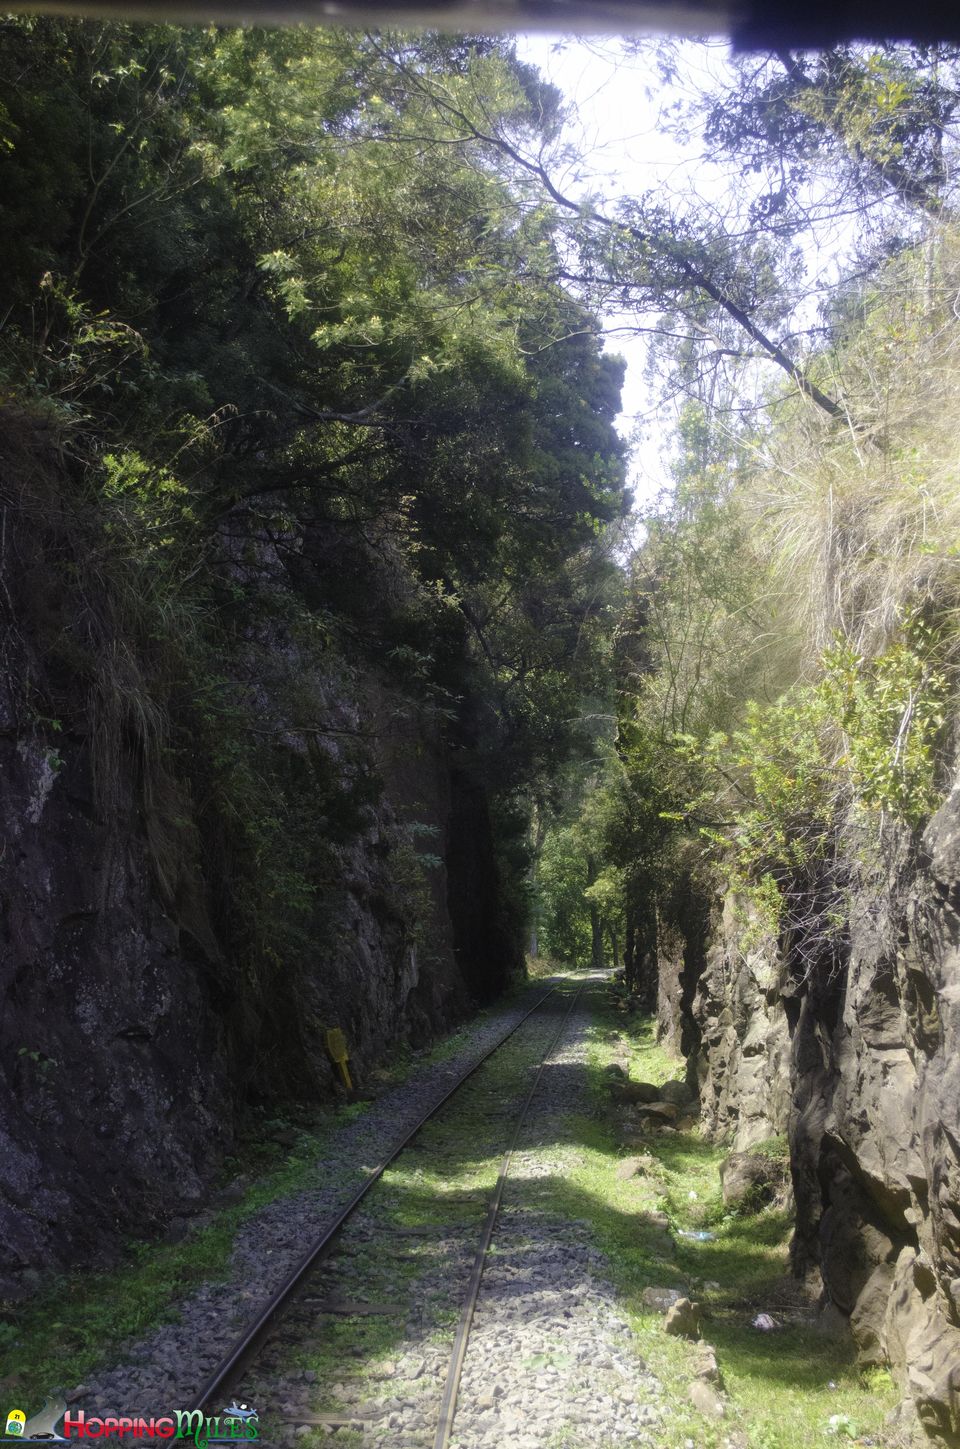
[0,977,559,1406]
[533,980,899,1449]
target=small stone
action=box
[692,1344,722,1386]
[303,1370,317,1383]
[688,1380,724,1418]
[664,1298,702,1340]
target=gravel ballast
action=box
[249,976,665,1447]
[72,979,572,1416]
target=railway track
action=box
[190,979,587,1445]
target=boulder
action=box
[660,1078,695,1107]
[883,1247,960,1444]
[636,1100,681,1123]
[819,1174,896,1314]
[720,1149,785,1211]
[692,1344,723,1386]
[664,1297,702,1339]
[851,1262,896,1366]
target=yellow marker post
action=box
[325,1027,353,1090]
[5,1410,26,1438]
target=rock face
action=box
[691,894,794,1150]
[0,415,517,1295]
[653,783,960,1445]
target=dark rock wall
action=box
[445,769,524,1003]
[654,790,960,1445]
[0,416,505,1296]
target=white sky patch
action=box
[513,37,864,516]
[515,35,735,510]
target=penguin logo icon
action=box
[4,1409,26,1438]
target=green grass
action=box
[531,981,899,1449]
[0,1113,373,1403]
[0,978,559,1405]
[253,993,579,1439]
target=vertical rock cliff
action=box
[0,412,520,1297]
[654,785,960,1444]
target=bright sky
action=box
[512,37,860,516]
[515,35,729,510]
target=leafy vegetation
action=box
[535,223,960,990]
[0,20,628,1085]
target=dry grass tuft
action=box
[748,230,960,665]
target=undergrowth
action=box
[535,984,899,1449]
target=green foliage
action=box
[0,19,629,1099]
[821,622,949,823]
[691,687,835,879]
[603,232,960,969]
[537,821,593,965]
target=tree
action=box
[0,19,630,1070]
[370,36,848,419]
[690,43,960,229]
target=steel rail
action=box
[190,979,563,1413]
[433,980,586,1449]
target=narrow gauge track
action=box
[190,979,584,1441]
